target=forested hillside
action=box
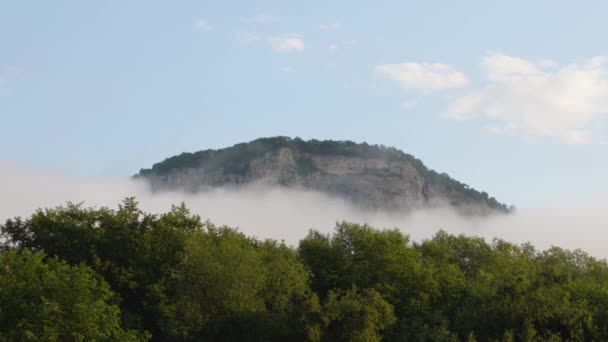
[137,137,510,215]
[1,199,606,341]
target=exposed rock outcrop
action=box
[136,137,510,215]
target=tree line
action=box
[1,198,607,341]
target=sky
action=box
[1,0,608,207]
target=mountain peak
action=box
[137,137,510,215]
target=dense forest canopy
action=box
[2,199,606,341]
[136,137,510,213]
[137,137,429,177]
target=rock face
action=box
[136,137,510,215]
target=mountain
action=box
[136,137,510,215]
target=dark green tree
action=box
[1,198,201,340]
[322,286,396,342]
[171,224,311,341]
[0,249,146,341]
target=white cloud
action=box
[536,59,559,69]
[341,39,357,46]
[236,32,306,53]
[443,92,483,120]
[327,61,337,68]
[328,44,338,53]
[236,31,261,44]
[376,62,469,92]
[246,13,277,24]
[267,34,305,52]
[4,163,608,259]
[281,66,294,72]
[319,22,342,30]
[446,54,608,144]
[194,19,213,31]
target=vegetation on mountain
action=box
[3,199,605,341]
[138,137,425,177]
[137,137,509,213]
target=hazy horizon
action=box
[2,162,607,259]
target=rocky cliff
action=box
[136,137,510,215]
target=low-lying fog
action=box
[1,162,607,258]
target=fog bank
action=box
[1,163,607,258]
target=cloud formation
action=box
[267,34,305,52]
[379,55,608,144]
[445,54,608,144]
[376,62,469,92]
[2,163,608,259]
[443,92,483,120]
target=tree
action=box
[4,200,608,341]
[171,225,311,341]
[299,222,439,339]
[0,249,146,341]
[0,198,202,340]
[322,286,396,342]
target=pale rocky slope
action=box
[136,137,510,215]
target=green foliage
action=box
[3,200,608,341]
[300,225,608,341]
[299,223,451,340]
[170,226,267,340]
[137,136,428,178]
[424,170,509,212]
[416,231,605,341]
[168,225,311,341]
[322,286,396,342]
[1,198,201,340]
[296,156,318,175]
[298,222,425,301]
[0,249,146,341]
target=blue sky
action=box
[1,0,607,207]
